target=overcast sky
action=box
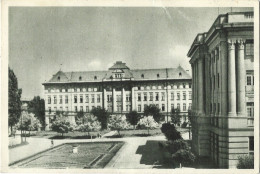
[9,7,253,99]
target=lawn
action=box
[14,142,124,169]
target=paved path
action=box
[102,131,117,138]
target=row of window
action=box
[136,83,192,90]
[48,105,101,113]
[137,92,192,101]
[47,94,101,104]
[137,103,192,112]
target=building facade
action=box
[187,12,254,168]
[43,61,192,130]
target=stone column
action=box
[103,88,107,109]
[193,62,197,113]
[192,64,194,112]
[131,86,135,111]
[227,40,236,116]
[112,88,116,113]
[220,41,228,116]
[237,40,246,116]
[198,58,204,114]
[122,88,126,112]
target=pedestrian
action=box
[51,139,54,147]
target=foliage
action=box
[76,110,84,123]
[181,122,188,128]
[28,96,45,129]
[137,116,158,134]
[17,111,42,133]
[91,107,109,129]
[161,123,182,141]
[143,104,162,123]
[75,114,101,135]
[8,67,22,133]
[237,155,254,169]
[172,149,196,167]
[166,139,189,154]
[108,115,128,135]
[170,108,181,126]
[51,116,72,136]
[126,110,140,128]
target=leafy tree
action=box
[144,104,162,123]
[171,108,181,126]
[126,110,140,129]
[51,115,72,137]
[108,115,128,135]
[91,107,109,129]
[17,111,41,136]
[76,114,101,136]
[172,149,196,167]
[28,96,45,129]
[8,67,22,135]
[75,110,84,124]
[137,116,158,134]
[237,155,254,169]
[161,123,182,141]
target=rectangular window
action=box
[80,106,83,112]
[162,104,165,111]
[85,95,89,103]
[108,105,112,112]
[80,95,83,103]
[189,83,192,88]
[177,103,180,110]
[171,104,174,110]
[65,95,68,104]
[138,105,141,112]
[117,104,121,112]
[48,107,51,114]
[74,95,77,103]
[155,92,159,101]
[189,92,192,100]
[161,92,165,101]
[247,102,254,117]
[183,92,186,100]
[144,92,147,101]
[182,83,186,88]
[86,106,89,112]
[149,92,153,101]
[54,96,57,104]
[144,104,148,110]
[247,76,252,85]
[249,136,254,156]
[138,93,141,101]
[48,96,51,104]
[75,106,77,112]
[117,95,122,102]
[177,93,180,100]
[171,92,174,100]
[59,96,62,104]
[189,103,192,110]
[97,94,100,103]
[91,94,95,103]
[183,103,186,111]
[126,94,130,102]
[246,43,254,56]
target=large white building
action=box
[43,61,192,130]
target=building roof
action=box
[43,62,191,84]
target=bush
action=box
[126,111,140,129]
[172,149,196,167]
[144,105,162,123]
[91,107,109,129]
[166,139,189,154]
[161,123,182,141]
[137,116,158,134]
[181,122,188,128]
[108,115,128,135]
[51,117,72,136]
[75,114,101,136]
[237,155,254,169]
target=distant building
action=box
[21,98,31,112]
[42,61,192,130]
[187,12,254,168]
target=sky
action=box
[8,7,253,99]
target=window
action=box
[214,103,216,114]
[162,104,165,111]
[48,88,51,93]
[86,106,89,112]
[177,84,180,89]
[80,95,83,103]
[107,95,112,102]
[54,96,57,104]
[157,74,160,78]
[91,94,95,103]
[156,104,159,108]
[177,103,180,110]
[189,92,192,100]
[171,104,174,110]
[155,92,159,101]
[59,89,62,92]
[80,88,83,92]
[59,96,62,104]
[97,94,101,103]
[75,106,77,112]
[177,93,180,100]
[183,103,186,111]
[138,93,141,101]
[246,43,254,56]
[117,95,122,102]
[126,105,130,111]
[126,94,130,102]
[182,83,186,88]
[249,136,254,156]
[189,103,192,110]
[86,95,89,103]
[74,95,77,103]
[48,96,51,104]
[247,102,254,117]
[138,105,141,112]
[247,76,252,85]
[141,74,144,78]
[79,76,82,81]
[179,72,182,77]
[144,93,147,101]
[149,92,153,101]
[171,92,174,100]
[48,107,51,114]
[65,88,68,92]
[80,106,83,112]
[144,104,148,110]
[138,86,141,90]
[161,92,165,101]
[57,76,60,81]
[183,92,186,100]
[189,83,192,88]
[117,104,122,112]
[94,76,97,80]
[65,96,68,104]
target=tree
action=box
[108,115,128,135]
[51,115,72,137]
[171,108,181,126]
[172,149,196,167]
[75,110,84,124]
[76,114,101,136]
[161,123,182,141]
[17,111,41,136]
[137,116,158,134]
[126,110,140,129]
[237,155,254,169]
[144,104,162,123]
[28,96,45,129]
[91,107,109,129]
[8,67,22,135]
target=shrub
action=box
[126,111,140,129]
[237,155,254,169]
[51,117,72,136]
[166,139,189,154]
[172,149,196,167]
[91,107,109,129]
[144,104,162,123]
[137,116,158,134]
[181,122,188,128]
[108,115,128,135]
[161,123,182,141]
[75,114,101,135]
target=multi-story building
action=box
[42,61,192,130]
[187,12,254,168]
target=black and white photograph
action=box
[1,0,259,173]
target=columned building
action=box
[187,12,254,168]
[43,61,192,130]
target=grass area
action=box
[106,128,163,138]
[15,142,124,169]
[32,130,110,139]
